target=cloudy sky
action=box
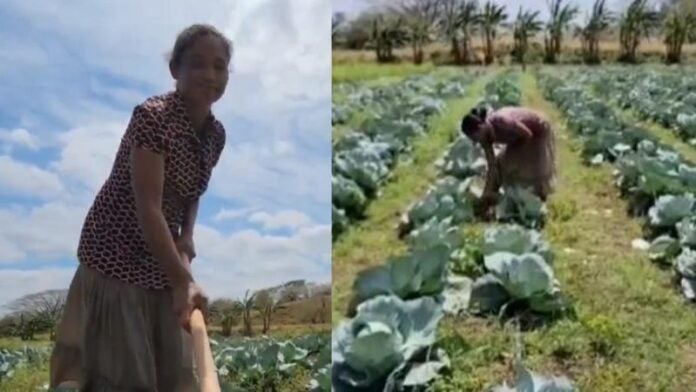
[0,0,331,314]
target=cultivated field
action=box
[331,63,696,391]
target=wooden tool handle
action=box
[180,251,220,392]
[191,308,220,392]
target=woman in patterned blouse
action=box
[50,24,230,391]
[460,105,557,214]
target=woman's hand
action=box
[474,192,498,220]
[175,234,196,261]
[173,281,209,333]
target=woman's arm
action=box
[131,147,192,287]
[482,141,499,197]
[487,113,534,144]
[181,199,199,238]
[513,120,533,141]
[177,199,199,260]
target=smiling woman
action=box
[48,24,231,391]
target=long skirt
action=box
[496,119,557,200]
[49,263,197,391]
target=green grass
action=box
[0,335,51,392]
[331,71,496,325]
[332,62,436,84]
[0,334,52,350]
[430,71,696,391]
[0,364,49,392]
[0,328,326,391]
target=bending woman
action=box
[460,105,556,209]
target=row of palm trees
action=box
[208,286,330,337]
[332,0,696,65]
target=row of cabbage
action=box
[331,74,576,391]
[584,67,696,146]
[0,346,50,384]
[209,333,331,391]
[32,334,330,391]
[332,72,477,127]
[539,70,696,302]
[332,74,475,240]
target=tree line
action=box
[332,0,696,65]
[0,283,331,341]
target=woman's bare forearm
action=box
[138,206,193,286]
[181,199,199,237]
[482,143,499,195]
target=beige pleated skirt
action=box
[49,263,197,391]
[497,119,557,200]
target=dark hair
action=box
[460,105,490,137]
[169,24,233,67]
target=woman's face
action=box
[466,121,488,143]
[171,34,230,107]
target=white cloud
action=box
[0,0,331,294]
[213,207,257,222]
[191,223,331,300]
[3,0,331,135]
[0,222,331,315]
[1,0,331,211]
[0,267,76,316]
[211,142,331,210]
[0,156,65,199]
[248,210,314,230]
[0,128,40,151]
[0,202,86,263]
[0,237,25,262]
[50,121,126,192]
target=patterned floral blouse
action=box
[77,90,225,289]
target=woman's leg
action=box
[499,141,553,200]
[79,266,160,390]
[49,265,85,388]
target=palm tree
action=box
[544,0,579,64]
[457,1,481,64]
[254,290,282,335]
[397,0,441,64]
[663,11,696,63]
[208,298,242,336]
[618,0,660,63]
[440,0,480,64]
[332,12,346,47]
[513,7,543,70]
[477,1,507,65]
[240,289,256,337]
[370,13,408,63]
[220,301,243,337]
[578,0,614,64]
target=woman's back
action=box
[487,106,551,144]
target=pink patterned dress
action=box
[485,107,556,199]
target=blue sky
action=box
[0,0,331,313]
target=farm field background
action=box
[331,62,696,391]
[0,289,331,391]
